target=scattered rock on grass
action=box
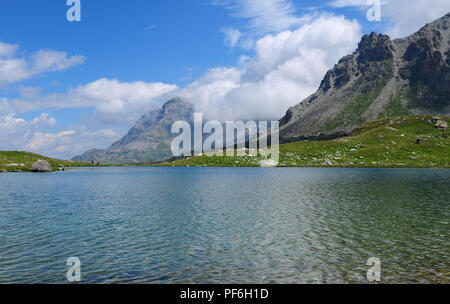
[31,160,53,172]
[429,117,448,129]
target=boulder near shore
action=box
[31,160,53,172]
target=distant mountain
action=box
[279,12,450,142]
[73,98,194,163]
[75,14,450,163]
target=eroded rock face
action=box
[400,36,450,110]
[319,32,395,93]
[31,160,53,172]
[358,33,394,63]
[279,13,450,143]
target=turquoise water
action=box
[0,167,448,283]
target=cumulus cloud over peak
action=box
[71,79,179,124]
[0,42,85,88]
[179,14,361,121]
[245,15,361,81]
[3,14,361,126]
[0,14,362,158]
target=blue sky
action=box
[1,0,449,158]
[0,0,375,90]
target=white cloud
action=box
[0,108,124,159]
[0,77,178,158]
[213,0,316,48]
[239,55,250,64]
[179,14,361,121]
[221,27,243,47]
[69,79,179,124]
[0,42,85,88]
[0,98,13,116]
[179,67,243,118]
[25,128,122,159]
[4,79,179,125]
[214,0,309,35]
[327,0,450,38]
[328,0,368,8]
[30,50,85,72]
[383,0,450,37]
[75,78,176,105]
[0,112,58,151]
[2,2,448,160]
[0,42,18,57]
[0,14,362,158]
[144,25,157,31]
[32,113,57,126]
[26,130,76,151]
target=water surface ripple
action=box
[0,168,448,283]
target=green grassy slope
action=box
[0,151,96,172]
[158,115,450,168]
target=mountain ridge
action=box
[279,12,450,143]
[74,13,450,163]
[72,98,194,163]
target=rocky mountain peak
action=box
[280,12,450,143]
[74,13,450,162]
[160,97,194,122]
[357,32,394,63]
[318,32,394,93]
[162,97,185,112]
[73,98,194,164]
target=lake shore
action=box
[156,115,450,169]
[2,115,449,172]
